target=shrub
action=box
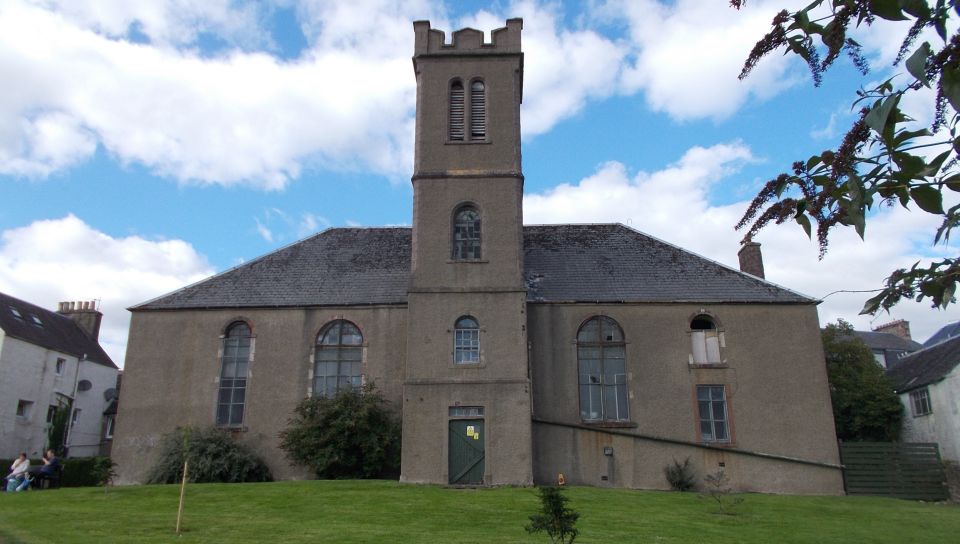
[62,457,103,487]
[526,486,580,544]
[280,383,401,479]
[664,457,696,491]
[146,426,272,484]
[700,469,744,515]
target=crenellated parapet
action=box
[413,18,522,55]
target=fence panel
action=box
[840,442,948,501]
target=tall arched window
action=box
[454,316,480,364]
[217,321,251,427]
[577,316,628,422]
[690,314,721,364]
[452,205,481,260]
[470,80,486,140]
[314,320,363,398]
[450,80,465,141]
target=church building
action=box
[112,19,844,494]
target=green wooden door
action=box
[449,419,485,485]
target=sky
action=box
[1,0,958,367]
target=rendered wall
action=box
[113,305,407,484]
[900,367,960,462]
[527,302,844,495]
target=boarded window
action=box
[577,316,628,422]
[454,316,480,364]
[314,320,363,398]
[690,315,721,364]
[217,321,251,427]
[450,80,465,141]
[452,206,482,260]
[470,80,486,140]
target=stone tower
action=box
[402,19,532,485]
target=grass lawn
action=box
[0,480,957,543]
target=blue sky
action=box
[1,0,957,365]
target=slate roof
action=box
[134,224,814,311]
[0,292,116,369]
[886,335,960,393]
[923,321,960,347]
[853,331,922,352]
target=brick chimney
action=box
[737,242,765,279]
[873,319,912,341]
[57,300,103,341]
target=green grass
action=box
[0,481,957,543]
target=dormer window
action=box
[450,80,465,141]
[470,80,486,140]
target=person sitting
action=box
[4,453,30,492]
[35,450,61,488]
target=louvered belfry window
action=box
[470,80,486,140]
[450,80,465,141]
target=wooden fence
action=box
[839,442,949,501]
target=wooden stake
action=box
[176,458,189,535]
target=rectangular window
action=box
[16,400,33,419]
[104,416,115,439]
[910,388,932,416]
[697,385,730,443]
[46,405,57,424]
[449,406,484,418]
[71,408,81,427]
[454,329,480,363]
[55,357,66,375]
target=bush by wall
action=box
[147,426,272,484]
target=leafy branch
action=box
[733,0,960,313]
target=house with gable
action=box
[111,19,843,494]
[0,293,119,458]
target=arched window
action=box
[452,205,481,260]
[577,316,628,422]
[454,316,480,364]
[217,321,251,427]
[470,80,486,140]
[450,80,465,141]
[690,314,721,364]
[314,320,363,398]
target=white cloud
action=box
[254,217,274,242]
[0,215,214,367]
[524,142,960,342]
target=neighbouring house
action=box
[923,321,960,348]
[0,293,119,458]
[887,335,960,463]
[852,319,922,369]
[111,19,843,495]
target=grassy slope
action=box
[0,481,958,543]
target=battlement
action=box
[413,18,522,55]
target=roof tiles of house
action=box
[0,292,116,369]
[923,321,960,347]
[886,335,960,393]
[133,224,814,310]
[853,330,922,352]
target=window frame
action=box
[16,399,33,419]
[452,204,482,261]
[696,384,732,444]
[216,320,252,428]
[910,387,932,417]
[55,357,66,376]
[454,316,481,364]
[313,319,364,398]
[449,79,465,141]
[576,316,630,423]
